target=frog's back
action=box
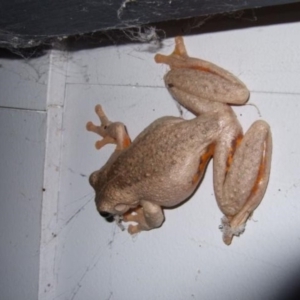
[103,115,219,206]
[107,116,187,179]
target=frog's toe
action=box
[123,207,143,222]
[220,216,246,245]
[128,224,141,235]
[123,213,134,222]
[86,121,97,132]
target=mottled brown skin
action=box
[87,37,272,245]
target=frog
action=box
[86,36,272,245]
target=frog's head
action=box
[89,170,135,221]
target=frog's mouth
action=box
[98,203,131,228]
[98,211,126,231]
[99,211,115,222]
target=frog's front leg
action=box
[86,105,131,151]
[216,120,272,245]
[123,201,165,234]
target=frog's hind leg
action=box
[86,105,131,151]
[155,37,249,100]
[217,120,272,245]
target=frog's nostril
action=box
[99,211,112,218]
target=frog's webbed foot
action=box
[86,105,131,151]
[123,202,165,235]
[219,216,246,246]
[123,206,145,234]
[154,36,188,67]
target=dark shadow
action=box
[0,43,51,59]
[1,2,300,57]
[64,2,300,51]
[274,262,300,300]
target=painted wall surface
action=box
[0,56,48,300]
[0,54,49,110]
[0,111,46,299]
[47,22,300,300]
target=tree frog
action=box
[86,37,272,245]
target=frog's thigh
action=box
[127,201,165,234]
[221,120,272,241]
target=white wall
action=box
[0,54,49,300]
[1,19,300,300]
